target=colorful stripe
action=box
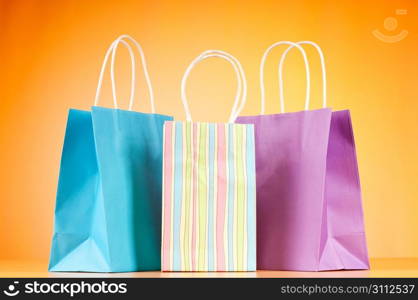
[207,124,215,271]
[227,124,234,271]
[235,125,245,271]
[173,123,183,270]
[180,124,186,270]
[191,123,198,270]
[246,124,256,271]
[184,122,192,270]
[162,121,256,272]
[216,124,226,271]
[197,124,207,270]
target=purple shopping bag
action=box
[236,41,369,271]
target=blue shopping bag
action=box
[49,35,173,272]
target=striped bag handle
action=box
[181,50,247,123]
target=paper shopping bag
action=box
[236,41,369,271]
[161,50,256,271]
[49,35,173,272]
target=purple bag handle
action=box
[278,41,327,112]
[260,41,310,114]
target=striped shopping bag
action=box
[161,50,256,272]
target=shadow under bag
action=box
[49,35,173,272]
[236,41,369,271]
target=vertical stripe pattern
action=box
[162,121,256,271]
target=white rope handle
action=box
[279,41,327,112]
[182,50,246,122]
[111,35,155,112]
[260,41,310,114]
[181,50,247,123]
[94,39,135,109]
[94,35,155,112]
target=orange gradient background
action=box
[1,0,417,266]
